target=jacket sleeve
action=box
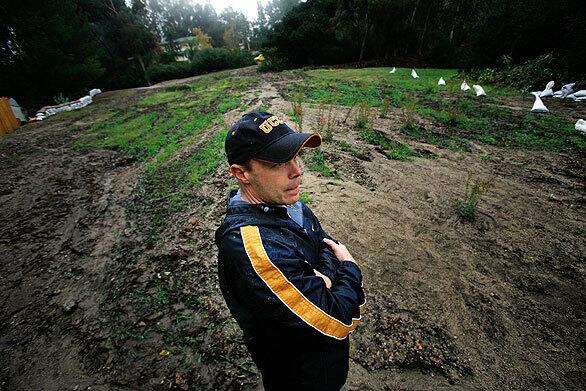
[220,225,365,340]
[305,206,341,283]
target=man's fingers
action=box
[323,237,356,263]
[323,237,336,248]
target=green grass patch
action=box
[299,192,312,204]
[303,149,337,177]
[359,129,421,161]
[133,129,228,238]
[74,73,259,237]
[138,90,185,106]
[289,67,583,153]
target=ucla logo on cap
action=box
[259,115,285,133]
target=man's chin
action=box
[283,192,300,205]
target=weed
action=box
[401,96,418,128]
[155,285,171,305]
[53,93,69,105]
[317,99,335,142]
[343,100,357,124]
[291,93,304,131]
[379,97,392,118]
[355,102,372,129]
[454,173,492,222]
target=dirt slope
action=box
[1,69,584,391]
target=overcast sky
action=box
[192,0,271,21]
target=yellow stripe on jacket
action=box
[241,225,361,340]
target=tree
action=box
[192,27,213,49]
[223,27,240,49]
[220,7,251,49]
[79,0,159,86]
[0,0,105,106]
[334,0,378,62]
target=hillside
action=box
[1,66,585,390]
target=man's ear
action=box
[229,164,250,184]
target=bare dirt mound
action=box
[1,69,585,391]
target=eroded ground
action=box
[1,67,584,390]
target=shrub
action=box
[191,48,255,73]
[258,48,290,72]
[469,53,557,91]
[146,62,193,84]
[146,49,255,84]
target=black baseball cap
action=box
[225,111,321,165]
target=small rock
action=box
[63,299,77,314]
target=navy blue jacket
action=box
[215,191,365,391]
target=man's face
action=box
[245,157,303,205]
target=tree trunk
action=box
[359,27,368,62]
[410,0,421,25]
[449,0,461,42]
[137,54,151,86]
[418,4,432,56]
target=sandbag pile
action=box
[547,82,584,100]
[34,89,101,121]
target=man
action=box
[215,111,365,391]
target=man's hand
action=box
[314,270,332,289]
[323,238,356,263]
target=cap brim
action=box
[255,132,322,163]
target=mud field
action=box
[1,67,585,390]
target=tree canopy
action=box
[0,0,582,110]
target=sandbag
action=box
[89,88,102,97]
[576,119,586,133]
[572,90,586,98]
[438,77,446,85]
[473,84,486,96]
[540,80,555,97]
[561,83,575,98]
[411,69,419,78]
[8,98,26,122]
[531,95,549,113]
[460,81,471,91]
[389,67,396,74]
[553,90,563,98]
[80,95,92,107]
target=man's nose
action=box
[288,158,302,178]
